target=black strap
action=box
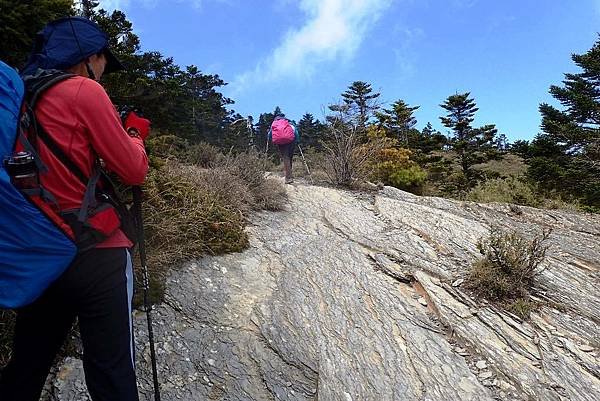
[21,69,85,184]
[78,166,101,223]
[23,70,74,109]
[34,122,89,185]
[18,128,48,173]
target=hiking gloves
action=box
[124,111,151,140]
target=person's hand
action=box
[124,111,151,140]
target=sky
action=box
[97,0,600,141]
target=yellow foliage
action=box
[366,125,388,139]
[372,146,427,193]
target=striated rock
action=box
[47,183,600,400]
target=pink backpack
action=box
[271,118,295,145]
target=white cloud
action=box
[232,0,393,92]
[97,0,130,10]
[450,0,477,8]
[391,26,423,79]
[97,0,213,11]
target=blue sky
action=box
[98,0,600,140]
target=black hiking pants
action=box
[277,142,295,181]
[0,247,138,401]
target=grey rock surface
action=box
[46,183,600,400]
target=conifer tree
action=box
[418,122,447,153]
[440,92,497,185]
[297,113,325,148]
[533,36,600,206]
[376,99,419,146]
[332,81,380,132]
[0,0,74,69]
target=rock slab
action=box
[46,183,600,401]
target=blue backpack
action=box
[0,61,76,309]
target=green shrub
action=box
[145,133,190,160]
[388,165,427,193]
[466,176,540,207]
[371,146,427,193]
[466,227,550,319]
[184,142,225,168]
[507,298,538,321]
[466,176,584,211]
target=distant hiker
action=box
[268,114,299,184]
[0,17,150,401]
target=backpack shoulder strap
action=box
[34,123,89,185]
[22,69,75,109]
[21,69,87,184]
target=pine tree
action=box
[494,133,509,152]
[376,99,419,146]
[332,81,380,132]
[440,92,498,185]
[510,140,530,157]
[534,36,600,206]
[0,0,75,69]
[77,0,98,17]
[419,122,447,153]
[297,113,325,148]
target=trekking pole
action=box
[263,139,270,172]
[297,144,314,184]
[132,186,161,401]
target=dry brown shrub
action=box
[253,178,288,211]
[322,122,387,187]
[220,149,287,210]
[184,142,226,168]
[467,227,551,319]
[191,166,254,215]
[138,161,249,303]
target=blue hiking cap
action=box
[22,16,123,76]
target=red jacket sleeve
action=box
[74,79,149,185]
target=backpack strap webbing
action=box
[23,69,75,109]
[33,122,89,185]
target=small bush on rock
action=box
[372,147,427,193]
[466,176,540,207]
[467,227,551,319]
[139,161,249,304]
[221,149,287,211]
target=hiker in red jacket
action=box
[0,17,149,401]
